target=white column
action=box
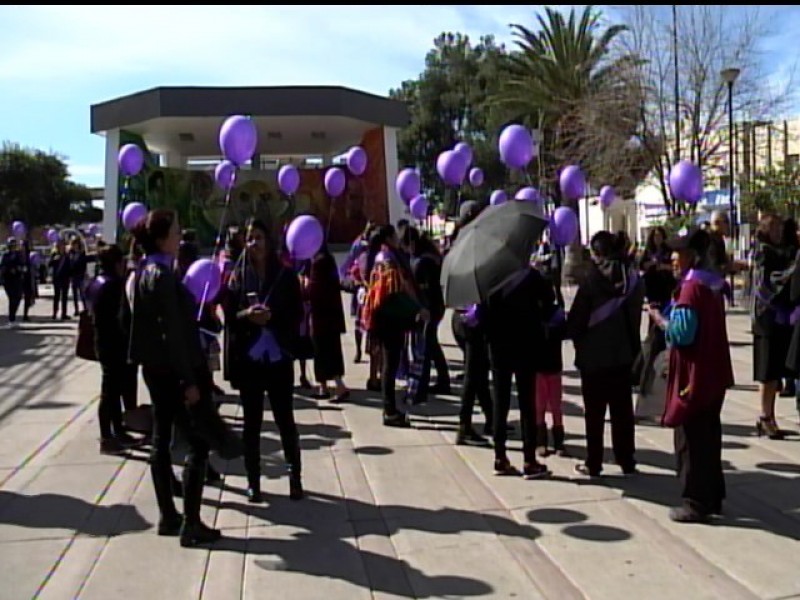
[382,126,405,225]
[102,128,120,243]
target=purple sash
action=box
[463,304,480,328]
[587,271,639,328]
[684,268,725,292]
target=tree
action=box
[0,142,93,227]
[619,5,794,215]
[389,33,508,214]
[740,162,800,219]
[494,6,649,277]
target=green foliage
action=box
[0,142,94,227]
[740,163,800,219]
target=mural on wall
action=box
[119,126,390,246]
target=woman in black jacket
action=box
[128,209,220,548]
[224,219,304,503]
[89,244,138,454]
[403,227,450,400]
[50,239,71,320]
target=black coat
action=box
[223,257,303,390]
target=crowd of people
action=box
[1,202,795,545]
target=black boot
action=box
[247,474,264,504]
[151,458,181,527]
[535,424,549,458]
[552,425,568,457]
[289,471,304,500]
[180,461,221,547]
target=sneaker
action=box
[456,427,489,446]
[523,463,551,480]
[668,506,711,524]
[383,413,411,428]
[574,463,602,478]
[493,458,521,477]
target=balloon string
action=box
[196,174,235,322]
[326,197,334,241]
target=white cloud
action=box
[0,5,558,93]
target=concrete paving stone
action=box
[36,536,109,600]
[77,531,206,600]
[401,539,542,599]
[240,522,371,600]
[0,538,73,600]
[0,421,67,469]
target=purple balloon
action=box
[278,164,300,195]
[214,160,237,191]
[11,221,26,238]
[122,202,148,232]
[599,185,616,208]
[183,258,222,305]
[514,186,541,203]
[29,251,41,267]
[46,228,59,244]
[118,144,144,177]
[395,168,421,204]
[454,142,473,167]
[324,167,346,198]
[219,115,258,166]
[559,165,586,201]
[87,223,99,237]
[346,146,368,176]
[490,190,508,206]
[550,207,579,246]
[286,215,324,261]
[409,195,429,221]
[499,124,534,170]
[436,150,468,187]
[669,160,703,203]
[468,167,484,187]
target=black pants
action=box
[456,320,493,430]
[376,324,407,416]
[414,319,450,399]
[99,361,138,439]
[142,367,209,524]
[239,360,300,487]
[580,367,636,473]
[53,283,69,318]
[489,345,536,463]
[71,276,85,315]
[675,407,726,514]
[4,284,22,322]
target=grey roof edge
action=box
[90,85,410,133]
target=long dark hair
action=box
[646,226,668,254]
[131,209,177,255]
[365,224,396,281]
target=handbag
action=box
[75,311,98,361]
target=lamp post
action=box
[721,67,741,243]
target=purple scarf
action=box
[587,271,640,328]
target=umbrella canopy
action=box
[441,200,549,308]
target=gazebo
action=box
[90,85,410,243]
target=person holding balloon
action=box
[127,208,222,547]
[224,218,304,503]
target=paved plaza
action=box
[1,285,799,600]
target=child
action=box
[535,286,568,457]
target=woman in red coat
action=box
[648,228,734,523]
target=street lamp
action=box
[721,67,741,242]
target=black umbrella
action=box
[441,201,549,308]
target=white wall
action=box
[102,129,120,242]
[382,126,406,226]
[578,197,638,244]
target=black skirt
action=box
[753,327,791,383]
[313,333,345,381]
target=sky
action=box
[0,4,797,189]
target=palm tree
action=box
[494,6,645,279]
